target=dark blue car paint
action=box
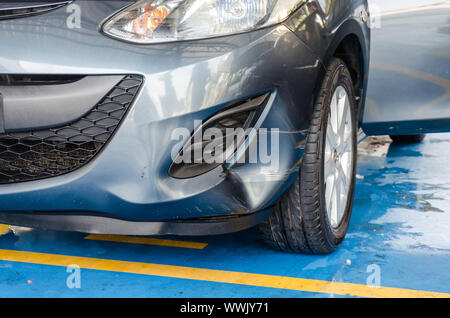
[0,0,448,235]
[0,1,326,227]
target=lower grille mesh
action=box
[0,75,143,184]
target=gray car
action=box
[0,0,448,254]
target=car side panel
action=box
[285,0,371,125]
[363,0,450,135]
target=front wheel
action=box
[260,58,357,254]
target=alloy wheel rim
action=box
[324,86,354,229]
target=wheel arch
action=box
[318,18,371,126]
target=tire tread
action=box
[260,58,356,254]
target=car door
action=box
[362,0,450,135]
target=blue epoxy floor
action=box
[0,134,449,297]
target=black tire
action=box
[260,58,357,254]
[390,134,425,144]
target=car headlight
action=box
[102,0,305,44]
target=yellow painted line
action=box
[0,249,448,298]
[372,63,450,114]
[431,49,450,60]
[292,157,303,169]
[0,224,10,236]
[365,98,383,121]
[84,234,208,250]
[296,139,307,148]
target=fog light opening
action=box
[169,93,270,179]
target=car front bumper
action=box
[0,1,323,232]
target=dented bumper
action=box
[0,0,323,230]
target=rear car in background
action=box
[365,0,450,143]
[0,0,448,254]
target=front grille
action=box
[0,75,143,184]
[0,1,71,20]
[0,74,85,86]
